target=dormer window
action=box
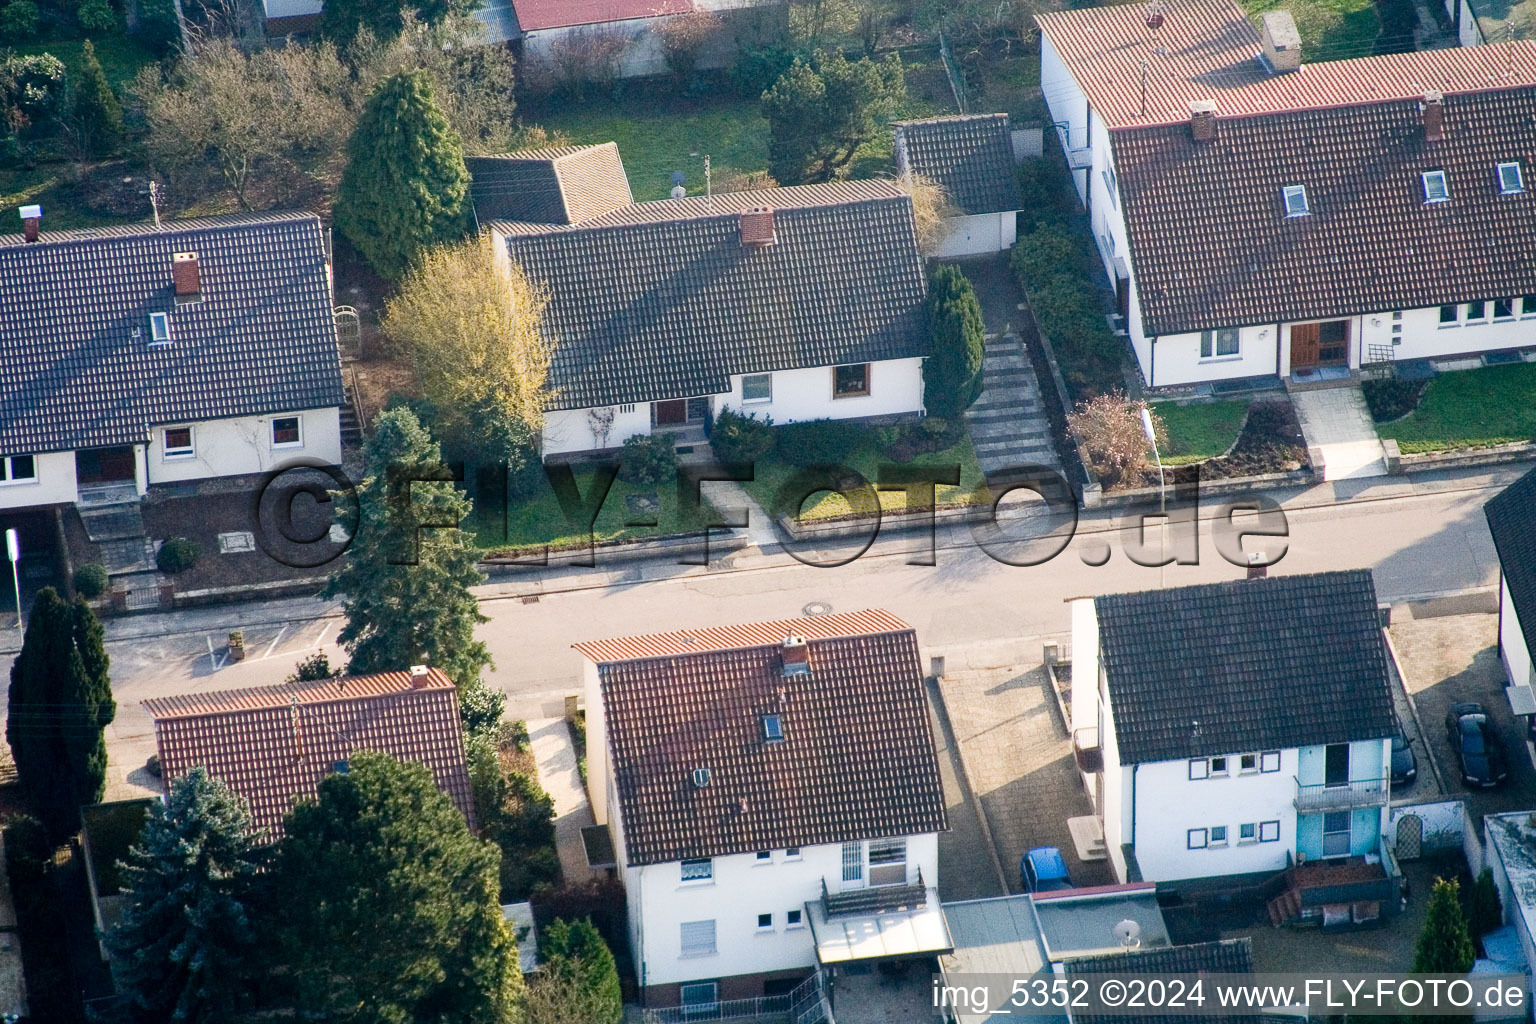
[1282,184,1310,217]
[1498,162,1524,194]
[1422,170,1450,204]
[148,312,171,345]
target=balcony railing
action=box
[1293,777,1390,812]
[635,971,831,1024]
[1073,726,1102,773]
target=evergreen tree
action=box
[539,919,621,1023]
[923,263,986,419]
[6,587,115,843]
[1467,867,1503,939]
[761,49,905,185]
[274,750,523,1023]
[1414,876,1476,973]
[335,70,471,280]
[318,0,480,44]
[104,769,258,1024]
[67,39,122,157]
[322,406,492,711]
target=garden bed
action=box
[1374,362,1536,453]
[1199,400,1310,479]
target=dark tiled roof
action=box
[1094,571,1396,765]
[0,213,344,455]
[145,668,475,840]
[511,0,690,31]
[501,180,929,410]
[1487,467,1536,666]
[467,143,632,226]
[1066,939,1254,1024]
[893,114,1023,215]
[1112,88,1536,335]
[588,611,948,866]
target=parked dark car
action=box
[1391,731,1417,787]
[1021,846,1074,893]
[1445,702,1509,788]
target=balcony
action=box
[1073,726,1103,774]
[1293,777,1389,812]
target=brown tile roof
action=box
[512,0,690,32]
[467,142,633,227]
[584,611,948,866]
[1112,86,1536,334]
[144,668,475,839]
[1036,0,1536,128]
[892,114,1025,215]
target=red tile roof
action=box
[587,611,948,866]
[1036,0,1536,128]
[145,668,475,839]
[512,0,691,31]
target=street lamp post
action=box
[1139,408,1167,588]
[5,528,20,645]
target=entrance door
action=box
[652,400,687,426]
[75,446,136,484]
[1318,320,1350,365]
[1290,323,1321,370]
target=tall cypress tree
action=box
[1414,876,1476,973]
[6,587,116,843]
[68,38,122,157]
[335,70,471,280]
[922,263,986,419]
[105,768,258,1024]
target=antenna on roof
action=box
[1508,20,1516,80]
[1139,59,1149,117]
[704,154,713,213]
[148,181,162,230]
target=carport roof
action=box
[1486,466,1536,671]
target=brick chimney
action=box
[409,664,432,688]
[172,251,200,299]
[1246,551,1268,579]
[1189,100,1218,143]
[19,204,40,243]
[1422,92,1444,143]
[781,635,811,677]
[739,206,776,247]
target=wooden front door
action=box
[1290,323,1321,370]
[75,446,136,484]
[652,400,687,426]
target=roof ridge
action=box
[574,609,914,663]
[143,668,455,720]
[0,210,323,252]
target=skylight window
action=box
[1422,170,1450,204]
[762,714,784,743]
[1498,161,1525,194]
[147,312,171,345]
[1282,184,1310,217]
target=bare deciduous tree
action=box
[895,173,959,256]
[1067,392,1165,488]
[528,26,630,101]
[657,9,721,79]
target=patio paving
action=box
[1290,386,1387,480]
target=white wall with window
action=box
[0,451,78,509]
[1357,300,1536,364]
[146,408,342,485]
[713,358,926,431]
[1499,575,1533,692]
[1144,324,1279,387]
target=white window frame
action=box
[1322,811,1352,857]
[1187,828,1208,849]
[755,850,772,865]
[1199,329,1240,360]
[680,858,713,884]
[1498,161,1525,194]
[1188,758,1209,780]
[756,912,774,932]
[786,908,805,930]
[1439,304,1460,327]
[784,847,801,861]
[868,837,907,887]
[1209,825,1229,847]
[679,920,717,958]
[270,415,304,449]
[1260,751,1281,773]
[762,714,785,744]
[680,981,719,1010]
[148,311,171,345]
[1422,170,1450,204]
[841,841,863,886]
[1523,296,1536,318]
[1494,298,1516,321]
[1238,823,1257,844]
[1239,753,1258,774]
[1465,301,1489,322]
[0,455,37,485]
[1282,184,1310,217]
[1259,820,1281,843]
[742,373,773,404]
[162,425,195,460]
[1209,756,1229,776]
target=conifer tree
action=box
[68,38,122,157]
[525,918,622,1024]
[923,262,986,418]
[1414,876,1476,974]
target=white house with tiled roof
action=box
[1036,0,1536,391]
[576,610,951,1011]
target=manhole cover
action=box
[218,531,256,554]
[802,601,832,617]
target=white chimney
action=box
[781,634,811,677]
[1259,11,1302,73]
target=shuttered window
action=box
[679,920,716,957]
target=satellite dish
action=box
[1114,919,1142,949]
[671,185,687,199]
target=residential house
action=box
[470,146,931,458]
[576,609,951,1009]
[1069,570,1399,903]
[1035,0,1536,388]
[1486,466,1536,698]
[893,113,1024,256]
[1063,939,1257,1024]
[0,211,345,514]
[142,666,475,840]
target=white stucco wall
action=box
[144,408,342,485]
[715,358,926,426]
[1039,34,1091,206]
[1502,577,1534,691]
[1459,0,1484,45]
[262,0,320,19]
[542,403,654,458]
[1148,324,1280,387]
[0,450,80,509]
[628,834,940,989]
[933,213,1017,257]
[1358,303,1536,363]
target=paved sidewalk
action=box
[1291,386,1388,480]
[528,717,597,883]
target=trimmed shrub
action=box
[74,562,109,598]
[1010,225,1084,292]
[617,432,677,485]
[923,264,985,419]
[731,43,798,97]
[77,0,118,31]
[0,0,39,38]
[155,536,199,574]
[1362,377,1426,422]
[710,408,775,464]
[775,419,861,467]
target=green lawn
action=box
[1153,400,1249,466]
[468,469,723,555]
[17,35,160,94]
[1241,0,1380,62]
[742,434,989,522]
[1375,362,1536,454]
[0,165,134,231]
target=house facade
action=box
[0,211,345,513]
[576,610,951,1009]
[1069,571,1398,887]
[471,148,932,460]
[1485,467,1536,698]
[893,113,1023,257]
[1035,0,1536,389]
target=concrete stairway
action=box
[964,332,1063,481]
[77,500,153,574]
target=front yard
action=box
[1154,400,1249,466]
[1374,362,1536,453]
